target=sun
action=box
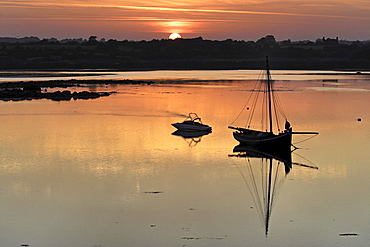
[169,33,181,40]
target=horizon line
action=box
[1,35,369,42]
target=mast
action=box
[266,56,273,133]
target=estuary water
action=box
[0,70,370,247]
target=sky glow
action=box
[0,0,369,41]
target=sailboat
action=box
[228,56,317,151]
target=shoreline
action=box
[0,79,154,89]
[1,70,369,101]
[0,79,146,102]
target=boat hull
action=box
[231,144,292,174]
[233,130,292,151]
[171,123,212,132]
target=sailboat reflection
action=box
[171,130,211,147]
[229,145,318,236]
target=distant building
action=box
[322,37,339,45]
[60,38,84,44]
[279,39,292,45]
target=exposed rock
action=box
[0,88,115,101]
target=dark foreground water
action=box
[0,70,369,247]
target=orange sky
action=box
[0,0,370,41]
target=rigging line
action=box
[292,152,319,169]
[229,70,264,127]
[245,70,264,128]
[245,158,265,224]
[248,158,264,212]
[270,87,288,132]
[271,85,287,118]
[247,78,263,128]
[270,161,283,212]
[293,133,319,145]
[265,96,269,131]
[261,158,270,220]
[268,160,276,212]
[229,93,251,127]
[260,83,267,131]
[271,180,285,214]
[266,67,274,133]
[256,158,266,218]
[264,77,270,131]
[259,71,269,132]
[262,158,269,215]
[271,84,287,131]
[264,69,275,132]
[247,85,258,127]
[262,81,268,131]
[273,89,287,120]
[271,90,281,132]
[231,158,265,227]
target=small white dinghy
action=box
[172,113,212,132]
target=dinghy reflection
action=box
[171,130,211,147]
[229,145,318,236]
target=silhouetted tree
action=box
[88,36,98,43]
[256,35,276,45]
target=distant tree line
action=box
[1,35,370,70]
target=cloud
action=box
[2,0,370,40]
[1,0,370,20]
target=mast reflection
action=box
[229,145,318,236]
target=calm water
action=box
[0,70,370,247]
[1,69,370,83]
